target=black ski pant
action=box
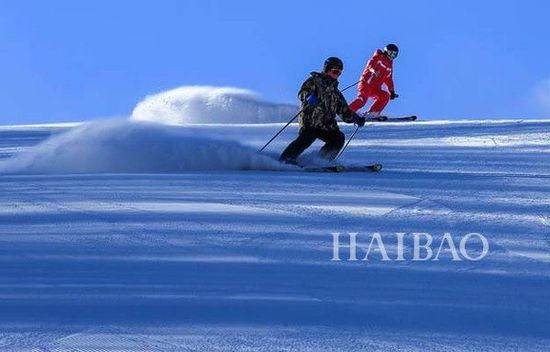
[279,127,345,162]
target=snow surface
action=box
[0,119,549,351]
[131,86,298,124]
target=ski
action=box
[383,115,417,122]
[303,164,382,173]
[364,116,388,122]
[365,115,417,122]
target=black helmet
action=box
[384,44,399,60]
[323,57,343,72]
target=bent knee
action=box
[379,91,390,102]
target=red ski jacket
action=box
[358,49,395,92]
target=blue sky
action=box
[1,0,549,124]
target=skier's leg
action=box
[279,127,317,163]
[317,129,345,160]
[348,86,370,112]
[349,96,367,112]
[367,88,390,114]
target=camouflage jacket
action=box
[298,72,354,131]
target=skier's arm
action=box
[360,58,375,84]
[363,51,385,82]
[336,91,355,123]
[298,77,317,104]
[385,71,395,93]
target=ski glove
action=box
[390,91,399,100]
[352,113,366,127]
[305,94,318,107]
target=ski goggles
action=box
[387,50,398,60]
[329,68,342,75]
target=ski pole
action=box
[258,80,359,153]
[258,109,303,153]
[334,124,360,161]
[340,80,360,92]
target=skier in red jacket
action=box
[349,44,399,118]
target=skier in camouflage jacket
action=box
[279,57,365,164]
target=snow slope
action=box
[0,119,549,351]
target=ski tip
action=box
[370,163,383,172]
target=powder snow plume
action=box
[0,120,284,174]
[131,86,298,124]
